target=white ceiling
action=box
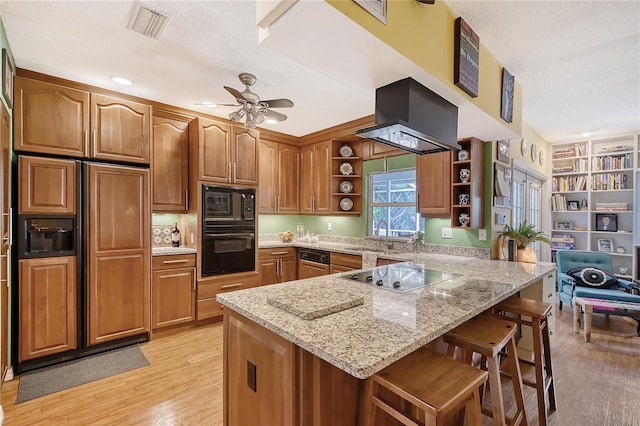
[1,1,638,143]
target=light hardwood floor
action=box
[1,304,639,425]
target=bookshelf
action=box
[551,135,638,279]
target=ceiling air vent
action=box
[127,4,169,39]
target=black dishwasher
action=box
[299,248,331,278]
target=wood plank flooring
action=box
[1,303,639,425]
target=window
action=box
[369,169,424,237]
[512,168,544,257]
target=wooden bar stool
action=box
[444,316,528,426]
[361,346,488,426]
[493,296,557,426]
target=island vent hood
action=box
[356,77,460,155]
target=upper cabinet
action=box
[189,117,258,186]
[14,77,89,158]
[18,155,77,214]
[258,136,299,214]
[417,151,453,217]
[14,76,151,164]
[366,141,407,160]
[300,141,332,214]
[152,112,190,212]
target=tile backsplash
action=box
[152,225,175,247]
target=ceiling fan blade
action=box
[260,108,288,122]
[224,86,247,103]
[193,102,238,107]
[260,98,294,108]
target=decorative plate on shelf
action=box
[339,180,353,193]
[339,162,354,175]
[530,143,538,162]
[339,144,354,157]
[340,197,353,211]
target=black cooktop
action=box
[341,264,461,293]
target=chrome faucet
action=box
[375,220,394,250]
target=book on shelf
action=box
[595,202,628,212]
[590,173,628,190]
[551,234,576,250]
[598,144,632,154]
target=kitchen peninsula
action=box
[217,253,556,425]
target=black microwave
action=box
[202,185,255,226]
[18,215,76,259]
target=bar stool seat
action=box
[494,296,557,426]
[362,346,488,426]
[444,315,528,426]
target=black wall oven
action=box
[201,185,256,276]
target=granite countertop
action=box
[217,253,556,379]
[152,246,197,256]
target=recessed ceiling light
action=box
[265,119,278,124]
[111,76,133,86]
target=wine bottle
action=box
[171,222,180,247]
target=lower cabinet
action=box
[152,254,196,330]
[258,248,297,285]
[19,256,77,361]
[298,259,330,279]
[197,271,260,320]
[330,252,362,274]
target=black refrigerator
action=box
[14,154,151,373]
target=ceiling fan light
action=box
[229,109,246,122]
[245,119,256,129]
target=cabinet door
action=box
[232,127,259,186]
[14,76,89,157]
[90,93,151,164]
[417,151,452,217]
[298,259,329,279]
[258,258,278,286]
[196,118,231,183]
[280,257,297,283]
[299,145,314,213]
[313,141,332,213]
[330,264,356,274]
[277,144,300,213]
[87,164,150,346]
[152,268,195,329]
[0,103,8,380]
[19,256,77,361]
[368,141,406,160]
[18,156,77,214]
[258,140,278,213]
[152,116,189,212]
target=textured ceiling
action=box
[1,1,638,143]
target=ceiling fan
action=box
[197,73,294,129]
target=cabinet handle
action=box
[271,251,288,255]
[161,259,190,264]
[228,162,233,183]
[278,196,280,212]
[221,283,242,289]
[233,163,237,183]
[185,189,189,210]
[276,258,280,277]
[83,129,89,154]
[92,130,97,155]
[274,196,278,212]
[158,272,190,279]
[193,273,196,291]
[548,292,554,298]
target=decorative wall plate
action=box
[530,143,538,162]
[339,162,354,175]
[339,144,354,157]
[339,180,353,193]
[340,197,353,211]
[520,138,529,157]
[539,150,545,166]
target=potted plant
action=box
[498,221,550,263]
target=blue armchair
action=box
[556,250,640,313]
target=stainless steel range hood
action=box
[356,77,460,155]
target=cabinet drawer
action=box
[152,254,196,270]
[197,298,223,320]
[197,273,260,300]
[258,247,297,259]
[331,252,362,269]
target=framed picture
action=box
[595,213,617,232]
[2,48,13,108]
[497,139,510,164]
[453,17,479,98]
[597,238,613,253]
[500,68,515,123]
[567,201,579,211]
[353,0,387,24]
[555,221,572,230]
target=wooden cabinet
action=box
[90,93,151,164]
[14,76,89,158]
[189,117,258,186]
[1,102,9,381]
[152,114,189,212]
[14,76,151,163]
[196,272,260,320]
[224,309,297,426]
[298,259,330,279]
[152,254,196,330]
[417,151,453,217]
[451,137,484,229]
[18,155,77,214]
[367,141,407,160]
[87,163,150,346]
[19,256,77,361]
[258,248,297,285]
[258,138,299,214]
[330,140,363,215]
[300,141,331,214]
[330,252,362,274]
